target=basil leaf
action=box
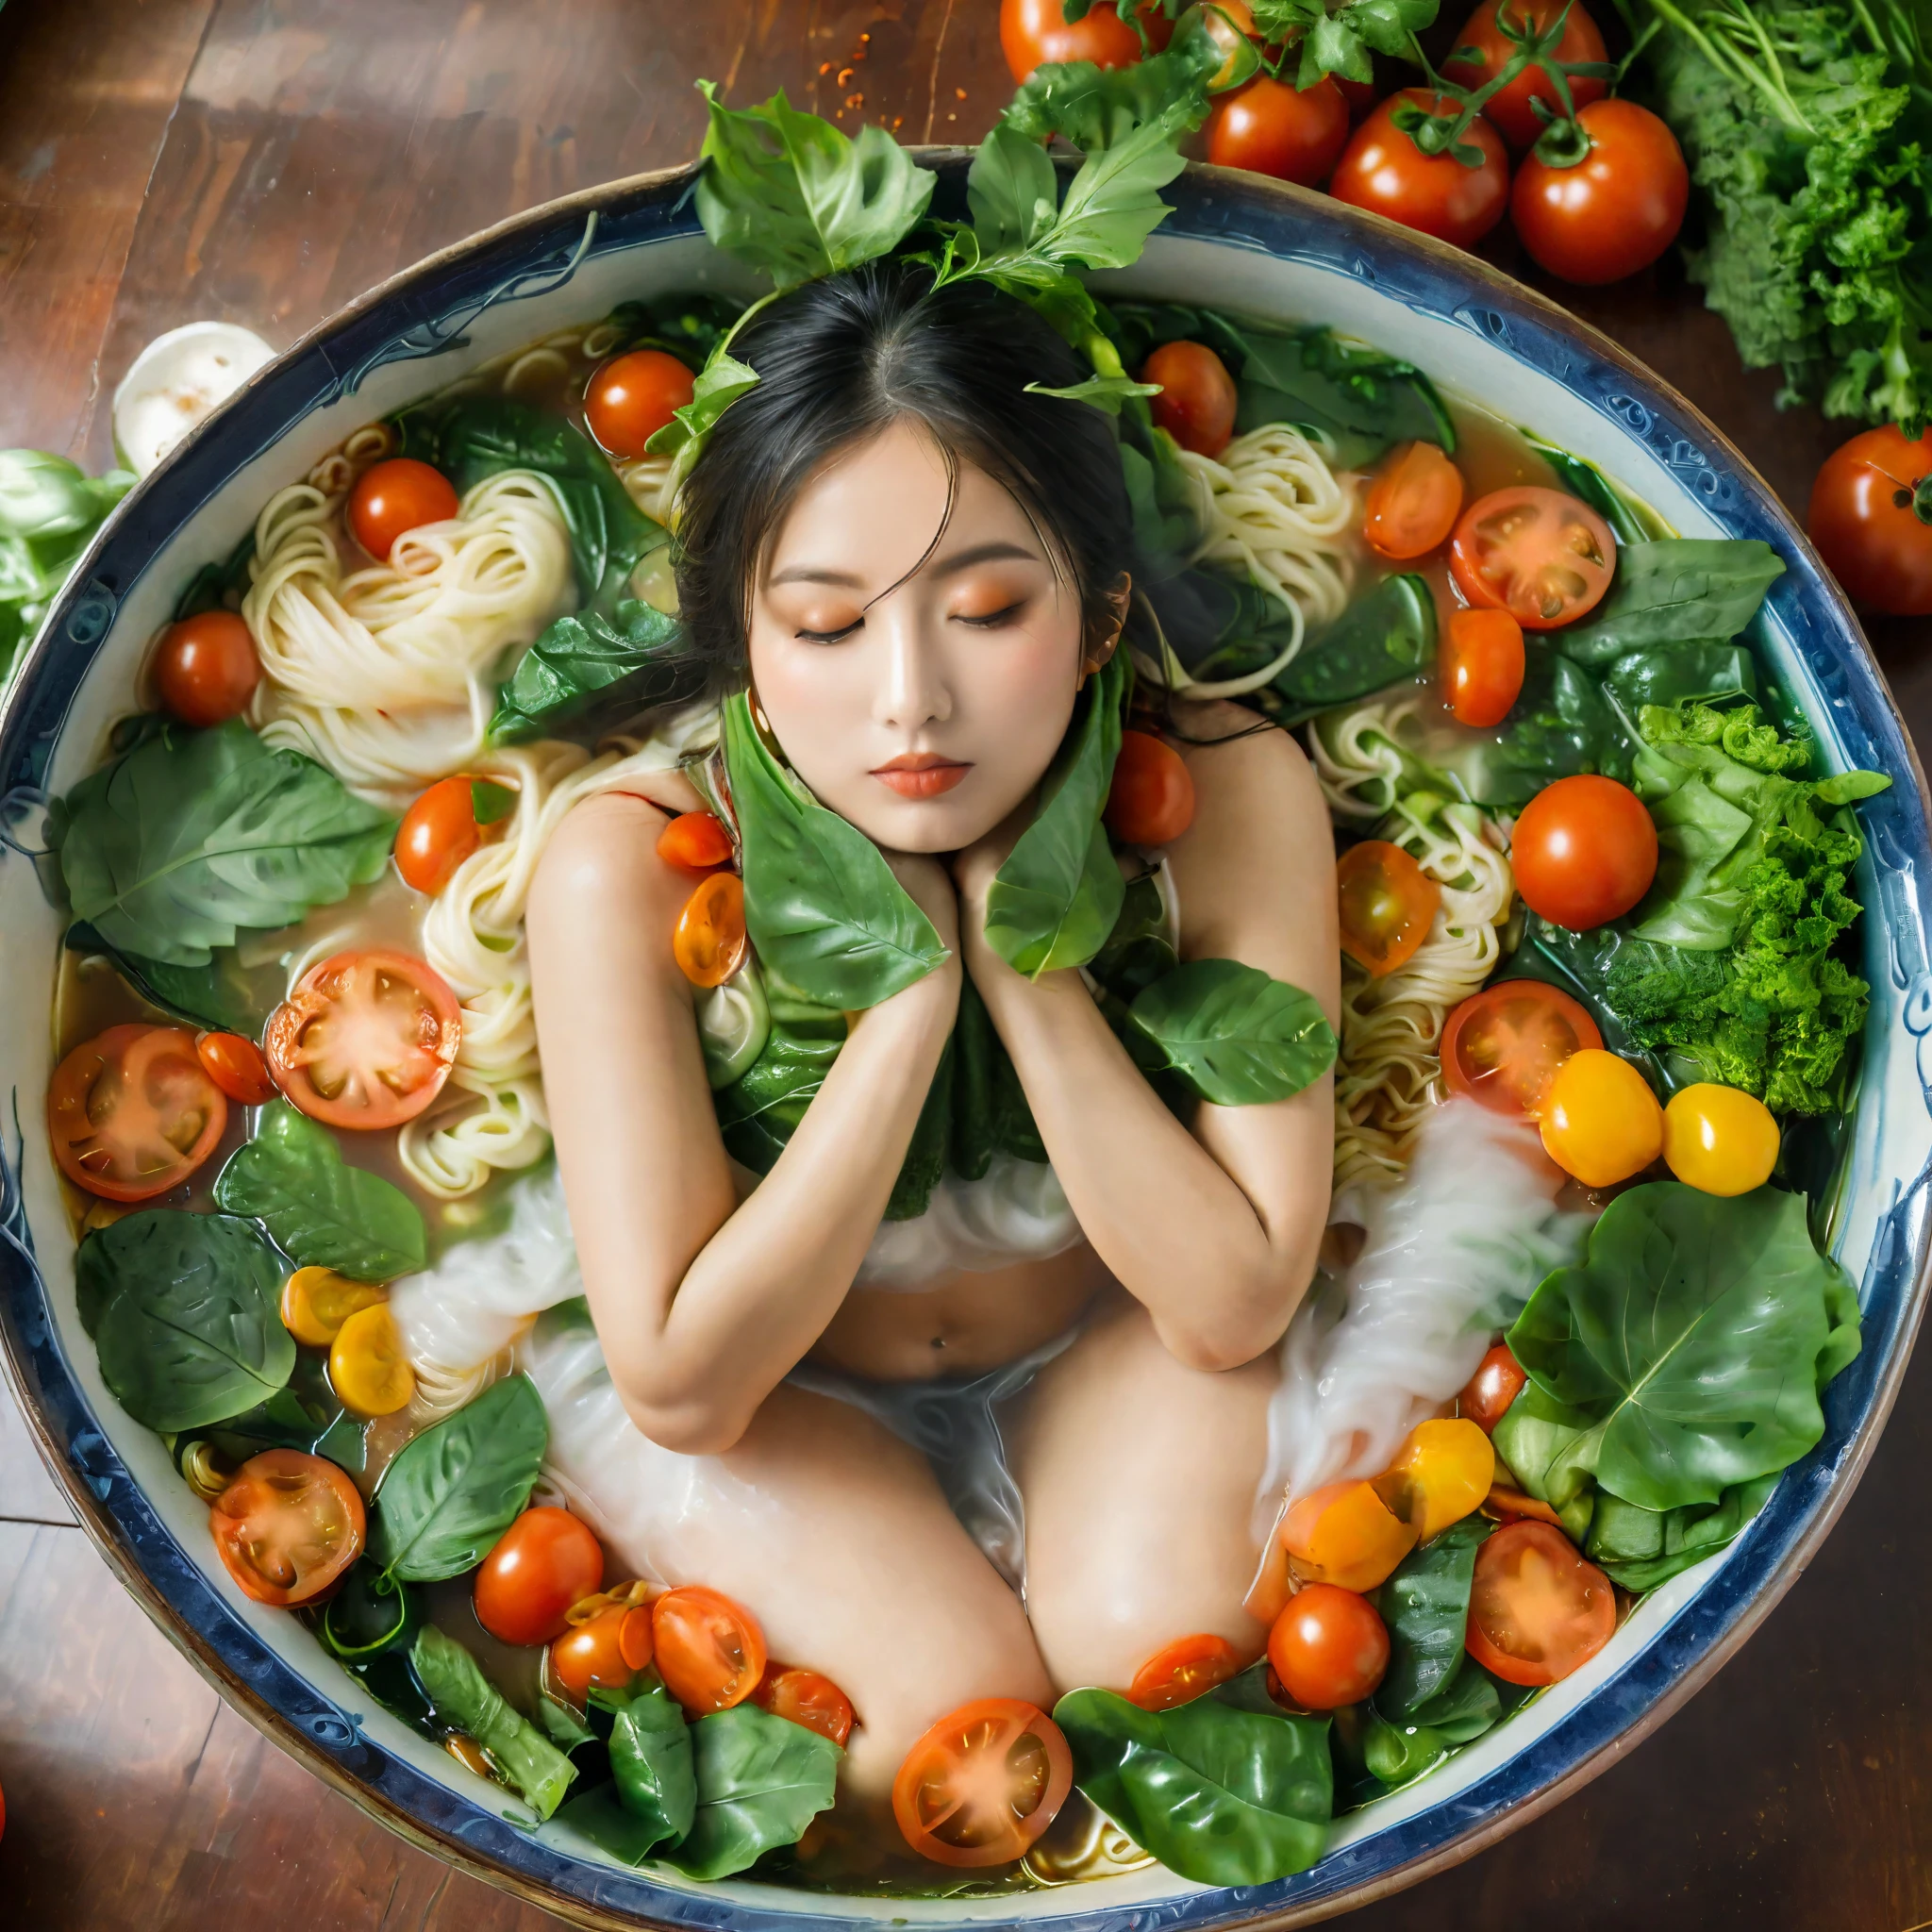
[1234,326,1456,461]
[643,348,760,462]
[603,1679,697,1853]
[79,1210,293,1433]
[1001,11,1222,152]
[56,719,396,968]
[489,599,705,743]
[1261,572,1434,725]
[1374,1515,1491,1721]
[661,1702,841,1881]
[1556,540,1787,665]
[213,1101,427,1280]
[967,120,1059,251]
[1042,99,1195,270]
[372,1374,548,1581]
[1025,374,1164,413]
[411,1625,576,1819]
[1127,958,1337,1106]
[63,921,282,1035]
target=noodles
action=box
[618,453,677,525]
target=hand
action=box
[880,851,963,1019]
[949,800,1031,932]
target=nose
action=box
[872,594,952,734]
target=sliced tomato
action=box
[196,1030,276,1105]
[754,1664,857,1745]
[1450,487,1616,629]
[280,1267,386,1348]
[1106,728,1196,846]
[209,1448,365,1607]
[652,1584,767,1713]
[265,949,461,1131]
[892,1698,1074,1868]
[47,1024,227,1202]
[673,873,748,990]
[1458,1341,1528,1433]
[656,810,734,872]
[1337,839,1441,976]
[1466,1519,1616,1687]
[1365,441,1464,561]
[1440,980,1603,1116]
[328,1303,416,1417]
[1126,1632,1242,1710]
[474,1507,606,1647]
[1441,606,1525,727]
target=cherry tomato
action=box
[1267,1584,1390,1708]
[754,1664,858,1745]
[674,872,749,989]
[280,1267,386,1347]
[1205,72,1351,188]
[1329,91,1511,249]
[551,1604,652,1702]
[150,610,261,726]
[1380,1417,1496,1541]
[1662,1082,1780,1196]
[1127,1632,1243,1710]
[1510,773,1657,928]
[1337,839,1441,976]
[1337,74,1382,116]
[474,1507,607,1647]
[1466,1519,1616,1686]
[328,1302,415,1417]
[1198,0,1261,89]
[999,0,1170,81]
[47,1024,227,1202]
[1458,1341,1528,1433]
[891,1697,1074,1868]
[1808,425,1932,616]
[1539,1046,1664,1187]
[1141,340,1239,458]
[652,1584,767,1713]
[1365,441,1465,560]
[1440,979,1602,1115]
[1442,0,1609,150]
[1281,1478,1417,1591]
[585,349,696,460]
[1441,606,1525,727]
[396,775,482,895]
[1106,728,1197,845]
[347,458,459,563]
[656,809,734,872]
[209,1448,365,1607]
[1485,1482,1564,1526]
[1512,100,1689,286]
[265,949,461,1131]
[195,1030,276,1105]
[1450,486,1616,628]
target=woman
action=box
[528,258,1339,1798]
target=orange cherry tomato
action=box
[1485,1482,1565,1527]
[1441,606,1525,727]
[550,1605,651,1703]
[754,1664,858,1746]
[1205,72,1351,188]
[473,1507,606,1647]
[347,458,459,562]
[652,1584,767,1714]
[1364,441,1465,561]
[47,1024,227,1202]
[1127,1632,1243,1710]
[1466,1519,1616,1686]
[1141,340,1239,458]
[150,610,261,727]
[395,775,482,895]
[656,809,734,872]
[1510,774,1657,929]
[280,1267,386,1348]
[891,1697,1074,1868]
[195,1030,277,1105]
[328,1302,415,1417]
[1281,1478,1418,1591]
[1539,1046,1664,1187]
[1511,100,1689,287]
[1459,1341,1528,1433]
[1329,91,1511,249]
[1442,0,1609,149]
[209,1448,365,1607]
[1337,839,1441,976]
[1808,425,1932,617]
[1450,487,1617,629]
[1106,728,1196,846]
[1267,1584,1390,1709]
[585,349,696,460]
[999,0,1170,81]
[1440,979,1603,1116]
[264,949,461,1132]
[673,872,748,989]
[1379,1417,1496,1541]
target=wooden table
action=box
[2,3,1928,1925]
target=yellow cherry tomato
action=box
[1376,1416,1496,1541]
[1662,1083,1780,1196]
[1280,1478,1418,1591]
[329,1302,415,1417]
[281,1267,388,1348]
[1539,1047,1664,1188]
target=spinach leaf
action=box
[1142,568,1293,679]
[1118,429,1204,582]
[1520,434,1663,546]
[1585,1474,1778,1592]
[1259,573,1434,725]
[598,291,743,373]
[79,1210,294,1432]
[713,1003,846,1174]
[1126,958,1337,1106]
[64,922,282,1035]
[1491,1376,1602,1519]
[1001,10,1223,151]
[1361,1707,1450,1787]
[1408,1660,1504,1742]
[1374,1516,1491,1721]
[1555,540,1787,665]
[662,1701,841,1881]
[319,1562,424,1661]
[1088,868,1177,1001]
[410,1625,576,1819]
[171,528,259,623]
[952,975,1047,1180]
[1234,326,1456,462]
[1602,641,1757,715]
[601,1678,697,1854]
[55,719,396,968]
[488,598,706,744]
[372,1374,548,1582]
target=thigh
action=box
[1013,1299,1278,1695]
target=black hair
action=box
[673,258,1136,684]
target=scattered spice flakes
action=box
[838,66,854,85]
[820,60,831,74]
[956,87,968,99]
[846,92,865,109]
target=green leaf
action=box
[967,121,1059,251]
[1522,434,1664,547]
[0,448,130,541]
[1555,541,1787,665]
[661,1701,841,1880]
[63,922,283,1035]
[319,1562,425,1661]
[951,974,1048,1179]
[213,1101,427,1280]
[1374,1516,1491,1722]
[1024,374,1165,413]
[1262,572,1435,725]
[1585,1474,1778,1592]
[1126,958,1337,1105]
[1490,1379,1601,1512]
[1001,12,1222,152]
[1234,325,1456,461]
[1046,101,1195,269]
[603,1679,697,1854]
[489,598,706,743]
[643,349,761,462]
[371,1374,549,1582]
[1602,641,1758,715]
[411,1625,576,1819]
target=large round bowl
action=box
[3,156,1927,1931]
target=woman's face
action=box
[747,419,1094,855]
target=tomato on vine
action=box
[1206,72,1351,187]
[1442,0,1609,150]
[1329,91,1511,249]
[999,0,1171,81]
[1808,425,1932,616]
[1512,100,1689,286]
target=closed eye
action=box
[954,601,1025,629]
[795,619,863,643]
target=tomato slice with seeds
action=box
[47,1024,228,1202]
[1127,1632,1242,1710]
[891,1697,1074,1869]
[264,949,461,1131]
[1466,1519,1617,1687]
[754,1664,858,1746]
[651,1584,767,1714]
[209,1448,365,1607]
[1440,981,1603,1117]
[1449,487,1617,630]
[1337,839,1441,977]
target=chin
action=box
[845,795,1001,856]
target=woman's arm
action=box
[528,791,960,1455]
[956,707,1339,1374]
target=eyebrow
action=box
[765,539,1044,591]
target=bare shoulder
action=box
[531,790,684,928]
[1169,700,1324,843]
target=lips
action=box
[871,754,972,800]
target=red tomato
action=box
[1329,91,1510,249]
[196,1030,277,1105]
[473,1507,606,1647]
[999,0,1170,81]
[1205,73,1351,188]
[1442,0,1609,149]
[1141,340,1239,458]
[585,350,696,461]
[1106,728,1196,845]
[396,775,482,896]
[1511,774,1657,929]
[550,1605,652,1703]
[656,809,734,872]
[150,610,261,727]
[1127,1632,1243,1710]
[1441,606,1525,727]
[264,949,462,1131]
[652,1585,767,1714]
[48,1024,227,1202]
[1808,425,1932,616]
[1512,101,1688,286]
[1365,441,1465,560]
[347,458,460,562]
[1337,74,1382,116]
[1267,1583,1391,1709]
[1337,839,1441,976]
[1450,486,1616,628]
[209,1449,365,1607]
[1458,1341,1529,1432]
[754,1664,857,1746]
[892,1697,1074,1867]
[1466,1519,1616,1686]
[1440,979,1603,1115]
[673,872,749,989]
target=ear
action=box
[1081,573,1133,680]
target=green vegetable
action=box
[78,1210,294,1433]
[712,996,846,1174]
[1361,1707,1450,1786]
[1126,958,1337,1105]
[1555,540,1786,666]
[1025,373,1166,413]
[1490,1380,1602,1525]
[1374,1516,1492,1723]
[697,966,772,1091]
[1407,1659,1507,1743]
[214,1101,427,1281]
[319,1562,424,1661]
[55,718,396,968]
[371,1374,549,1582]
[1233,326,1457,463]
[600,1678,699,1855]
[952,975,1049,1179]
[489,599,707,743]
[1003,9,1224,151]
[662,1701,841,1881]
[63,922,282,1036]
[0,449,133,690]
[1585,1474,1779,1591]
[1522,433,1669,546]
[645,350,762,471]
[410,1624,576,1819]
[1248,0,1441,88]
[1261,572,1436,725]
[170,529,258,624]
[888,1037,956,1222]
[1601,641,1758,715]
